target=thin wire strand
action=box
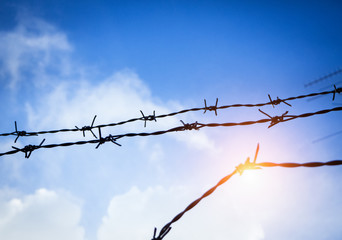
[152,148,342,240]
[305,68,342,87]
[0,87,341,140]
[1,106,342,158]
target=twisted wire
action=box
[305,68,342,87]
[152,153,342,240]
[1,106,342,158]
[0,87,341,140]
[256,160,342,168]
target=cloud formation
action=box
[0,17,71,89]
[97,185,265,240]
[0,189,85,240]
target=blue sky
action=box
[0,1,342,240]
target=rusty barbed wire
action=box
[151,144,342,240]
[1,106,342,158]
[0,86,341,142]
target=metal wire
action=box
[1,106,341,158]
[152,144,342,240]
[305,68,342,87]
[0,86,341,141]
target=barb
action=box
[236,143,261,175]
[203,98,218,115]
[151,227,171,240]
[1,106,342,158]
[268,94,292,107]
[140,110,157,127]
[1,88,341,139]
[75,115,98,138]
[152,144,342,240]
[11,139,46,158]
[95,127,121,149]
[258,109,289,128]
[305,68,342,87]
[333,85,341,101]
[12,121,38,143]
[180,120,200,130]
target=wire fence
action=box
[1,84,342,239]
[0,86,341,142]
[151,144,342,240]
[1,106,342,158]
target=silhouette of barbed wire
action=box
[313,129,342,143]
[152,144,342,240]
[305,68,342,87]
[0,87,341,142]
[1,106,342,158]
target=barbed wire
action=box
[0,86,341,142]
[1,106,341,158]
[305,68,342,87]
[151,144,342,240]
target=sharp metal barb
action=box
[180,120,200,130]
[76,115,98,138]
[253,143,259,163]
[258,109,272,119]
[140,110,157,127]
[151,226,172,240]
[258,109,289,128]
[12,121,37,143]
[91,115,97,127]
[333,85,341,101]
[203,98,219,115]
[1,88,341,139]
[1,106,342,157]
[268,94,274,108]
[268,94,292,108]
[11,138,45,158]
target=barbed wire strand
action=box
[152,144,342,240]
[0,86,341,141]
[305,68,342,87]
[1,106,342,158]
[312,129,342,143]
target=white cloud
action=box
[97,185,265,240]
[0,188,85,240]
[0,17,72,89]
[25,69,215,152]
